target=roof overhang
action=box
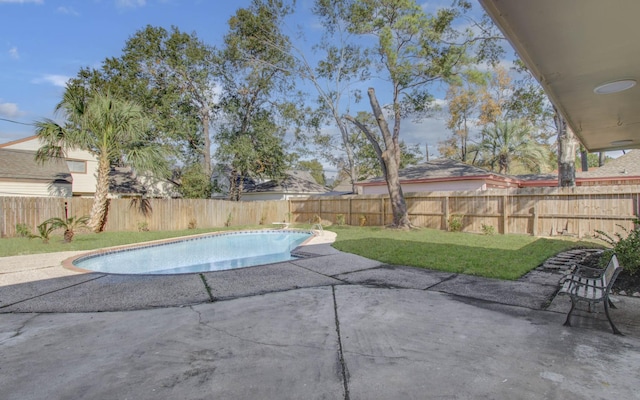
[479,0,640,152]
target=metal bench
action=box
[558,254,623,335]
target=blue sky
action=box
[0,0,488,162]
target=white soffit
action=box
[479,0,640,152]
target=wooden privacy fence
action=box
[0,197,289,237]
[2,186,639,238]
[290,186,640,238]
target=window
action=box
[66,159,86,174]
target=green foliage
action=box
[179,164,213,199]
[138,221,150,232]
[30,219,58,244]
[596,220,640,275]
[478,119,551,174]
[335,214,346,226]
[481,223,496,236]
[43,215,90,243]
[449,215,463,232]
[297,159,326,186]
[225,212,233,227]
[187,219,197,230]
[15,223,32,238]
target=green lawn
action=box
[0,225,265,257]
[327,226,602,280]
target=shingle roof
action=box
[245,174,329,194]
[577,150,640,178]
[0,148,72,183]
[362,158,507,184]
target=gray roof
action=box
[246,173,330,194]
[577,150,640,178]
[109,166,146,195]
[362,158,506,184]
[0,148,72,184]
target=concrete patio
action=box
[1,234,639,399]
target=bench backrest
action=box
[603,254,623,290]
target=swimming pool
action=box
[72,230,313,275]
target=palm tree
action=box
[478,120,550,174]
[35,90,169,232]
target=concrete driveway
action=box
[1,234,639,399]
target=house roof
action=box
[245,173,330,194]
[357,159,516,186]
[479,0,640,152]
[109,166,147,195]
[577,150,640,178]
[0,148,72,184]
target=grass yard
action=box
[0,225,265,257]
[327,226,603,280]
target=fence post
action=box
[532,206,538,236]
[381,197,385,225]
[443,196,450,231]
[502,195,508,234]
[348,197,352,226]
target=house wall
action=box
[0,180,72,197]
[361,180,487,195]
[2,137,98,196]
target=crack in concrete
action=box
[332,285,350,400]
[0,274,107,310]
[198,274,216,302]
[0,313,40,344]
[185,305,332,352]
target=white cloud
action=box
[8,46,19,59]
[0,0,43,4]
[32,74,71,88]
[0,102,23,118]
[116,0,146,8]
[56,6,80,16]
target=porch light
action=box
[594,79,636,94]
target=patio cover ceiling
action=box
[479,0,640,152]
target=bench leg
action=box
[563,298,576,327]
[608,297,617,309]
[603,297,623,335]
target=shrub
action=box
[596,219,640,275]
[449,215,463,232]
[31,219,58,243]
[359,215,367,227]
[15,223,32,238]
[188,219,197,230]
[44,215,90,243]
[336,214,346,226]
[481,223,496,235]
[138,221,150,232]
[225,212,233,227]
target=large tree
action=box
[342,0,501,228]
[35,91,168,232]
[215,0,300,200]
[67,25,219,194]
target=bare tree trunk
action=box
[555,111,577,187]
[599,152,606,167]
[202,112,212,177]
[346,88,411,228]
[88,156,112,232]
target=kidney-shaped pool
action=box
[71,230,313,275]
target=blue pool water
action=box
[73,230,312,275]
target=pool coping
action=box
[61,228,331,274]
